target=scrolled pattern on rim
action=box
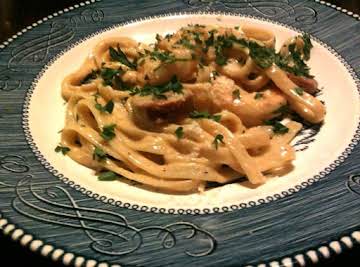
[346,174,360,196]
[0,154,216,261]
[185,0,319,27]
[0,3,103,92]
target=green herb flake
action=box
[150,51,176,63]
[211,70,219,77]
[175,127,184,139]
[204,30,215,50]
[254,92,263,99]
[109,45,137,70]
[294,87,304,96]
[97,171,119,181]
[165,33,173,40]
[155,33,162,42]
[232,89,241,100]
[100,68,119,86]
[93,147,107,161]
[189,111,221,122]
[100,124,116,141]
[215,53,227,65]
[55,145,70,155]
[301,33,313,61]
[264,120,289,135]
[194,24,206,28]
[95,99,114,114]
[113,75,132,91]
[277,43,311,77]
[213,134,225,149]
[177,38,195,50]
[272,104,289,116]
[137,75,183,99]
[189,111,211,119]
[248,41,276,69]
[80,70,98,84]
[212,114,222,122]
[193,32,203,44]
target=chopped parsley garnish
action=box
[113,75,132,91]
[93,147,107,161]
[232,89,241,99]
[254,92,263,99]
[189,111,210,119]
[213,134,225,149]
[215,46,227,65]
[150,50,187,64]
[204,30,215,52]
[100,124,116,141]
[95,99,114,114]
[234,26,240,30]
[217,35,234,49]
[289,43,311,76]
[109,45,137,70]
[150,51,190,71]
[175,127,184,139]
[192,32,203,44]
[211,70,219,78]
[155,33,161,42]
[81,70,98,84]
[294,87,304,96]
[213,35,235,66]
[97,171,119,181]
[169,31,313,77]
[275,43,311,77]
[211,114,222,122]
[136,75,183,99]
[177,38,195,49]
[165,33,173,40]
[100,68,120,86]
[55,145,70,155]
[272,104,289,116]
[264,120,289,134]
[301,33,313,61]
[248,41,276,69]
[193,24,206,28]
[189,111,221,122]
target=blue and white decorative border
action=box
[0,1,359,267]
[1,210,360,267]
[0,213,120,267]
[20,11,360,215]
[315,0,360,19]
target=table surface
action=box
[0,0,359,266]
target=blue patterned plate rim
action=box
[0,1,360,267]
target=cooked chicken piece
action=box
[130,90,194,125]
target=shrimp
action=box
[135,48,198,86]
[184,75,287,127]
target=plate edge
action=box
[0,1,359,267]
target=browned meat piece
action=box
[287,73,319,95]
[130,90,194,124]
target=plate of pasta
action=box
[27,13,359,211]
[1,1,360,266]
